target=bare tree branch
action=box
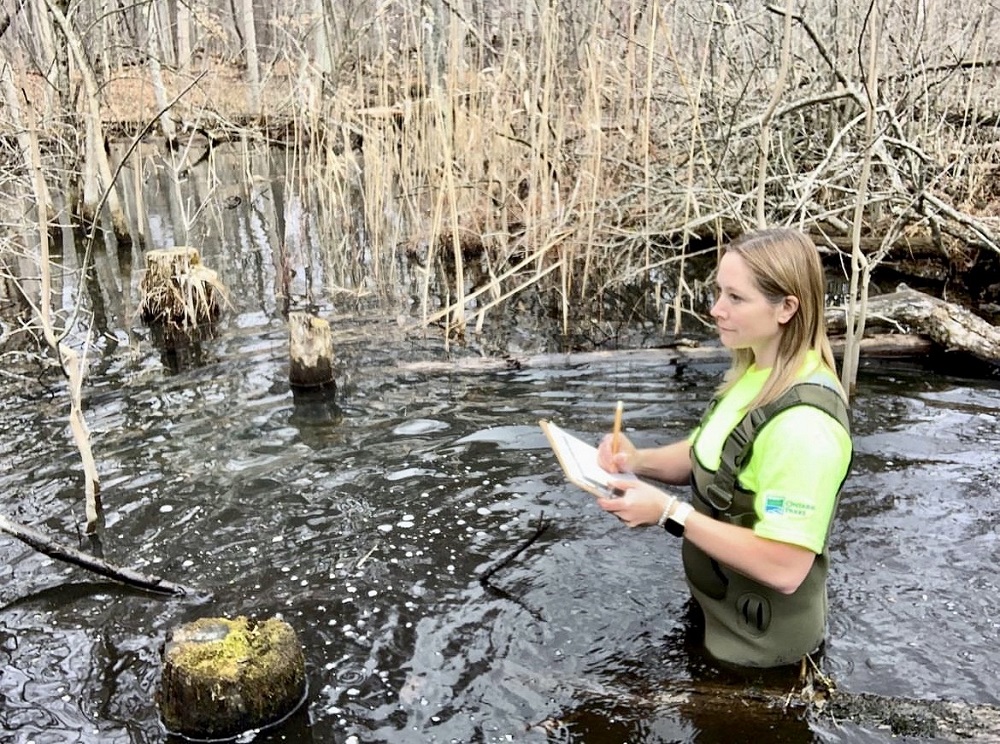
[0,515,201,597]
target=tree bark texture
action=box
[240,0,261,115]
[827,287,1000,365]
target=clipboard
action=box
[539,419,639,498]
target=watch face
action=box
[665,519,684,537]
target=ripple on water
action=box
[3,344,1000,742]
[392,418,450,436]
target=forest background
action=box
[0,4,998,740]
[1,0,999,513]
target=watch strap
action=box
[665,502,694,537]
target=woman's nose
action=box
[710,298,724,318]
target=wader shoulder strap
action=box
[704,383,851,512]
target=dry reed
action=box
[2,0,999,348]
[291,1,1000,344]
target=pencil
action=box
[612,400,623,456]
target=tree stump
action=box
[288,311,335,390]
[138,247,227,330]
[157,615,306,740]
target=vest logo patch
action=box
[765,495,811,518]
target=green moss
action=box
[165,616,298,682]
[177,618,246,680]
[159,615,306,739]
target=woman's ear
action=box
[778,295,799,325]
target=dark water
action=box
[2,146,999,743]
[2,329,999,743]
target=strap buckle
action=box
[704,483,732,511]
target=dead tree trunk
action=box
[1,62,53,220]
[43,0,130,239]
[240,0,261,115]
[145,1,178,142]
[828,287,1000,366]
[288,311,335,390]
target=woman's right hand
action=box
[597,432,638,473]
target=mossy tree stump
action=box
[138,247,227,330]
[288,311,335,390]
[157,615,306,740]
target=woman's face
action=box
[710,251,797,367]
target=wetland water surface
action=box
[1,147,998,743]
[1,329,998,743]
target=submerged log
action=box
[823,690,1000,741]
[138,247,227,330]
[158,615,306,740]
[669,683,1000,741]
[523,665,1000,742]
[288,311,335,390]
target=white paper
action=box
[539,420,639,497]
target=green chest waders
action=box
[683,382,852,667]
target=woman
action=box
[596,228,853,668]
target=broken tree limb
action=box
[0,514,201,597]
[828,287,1000,365]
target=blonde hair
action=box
[717,228,845,408]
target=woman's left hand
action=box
[595,480,674,528]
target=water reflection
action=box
[3,330,1000,742]
[3,153,1000,742]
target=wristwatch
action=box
[665,502,694,537]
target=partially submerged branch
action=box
[0,515,200,598]
[528,661,1000,742]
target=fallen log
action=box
[822,690,1000,741]
[394,335,936,375]
[657,682,1000,742]
[396,288,995,375]
[0,514,200,597]
[828,287,1000,365]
